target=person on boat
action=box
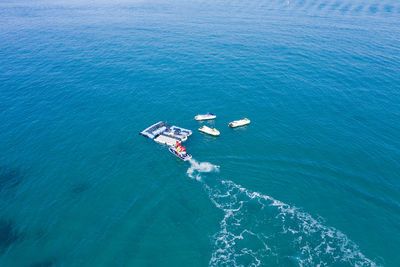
[176,141,181,148]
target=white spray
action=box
[186,158,220,181]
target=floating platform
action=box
[139,121,167,139]
[154,135,181,146]
[140,121,192,146]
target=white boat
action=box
[199,125,220,136]
[228,118,250,128]
[194,113,216,121]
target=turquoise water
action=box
[1,0,400,266]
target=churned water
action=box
[1,0,400,266]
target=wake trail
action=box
[186,158,220,181]
[186,159,377,266]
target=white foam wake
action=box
[185,160,377,266]
[206,180,377,266]
[186,158,220,181]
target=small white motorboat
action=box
[228,118,250,128]
[194,113,216,121]
[199,125,220,136]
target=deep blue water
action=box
[1,0,400,266]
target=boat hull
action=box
[198,126,220,136]
[229,118,250,128]
[168,147,192,161]
[194,114,216,121]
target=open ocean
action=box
[1,0,400,266]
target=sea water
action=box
[1,0,400,266]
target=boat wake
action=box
[186,159,377,266]
[186,159,220,181]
